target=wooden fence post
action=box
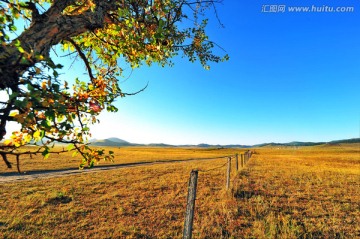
[240,154,244,168]
[235,154,239,171]
[226,157,231,190]
[183,170,199,239]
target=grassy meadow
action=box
[0,144,359,238]
[0,147,237,174]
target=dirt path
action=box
[0,156,231,183]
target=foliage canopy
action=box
[0,0,227,171]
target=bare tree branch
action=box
[1,153,12,169]
[66,37,95,80]
[122,82,149,96]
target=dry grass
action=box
[233,144,360,238]
[0,151,240,238]
[0,147,237,173]
[0,144,359,238]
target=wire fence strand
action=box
[197,161,229,173]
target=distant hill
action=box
[196,143,251,148]
[90,138,132,146]
[88,138,252,148]
[88,137,360,148]
[254,141,324,147]
[254,138,360,147]
[147,143,173,147]
[327,138,360,144]
[106,137,130,144]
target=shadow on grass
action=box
[233,190,263,199]
[46,195,73,205]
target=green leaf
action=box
[67,144,75,151]
[79,162,85,169]
[42,148,50,159]
[9,25,17,31]
[72,151,78,157]
[17,46,25,53]
[14,40,21,47]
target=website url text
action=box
[261,5,355,13]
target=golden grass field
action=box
[0,144,359,238]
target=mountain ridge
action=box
[90,137,360,148]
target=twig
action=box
[66,38,95,80]
[122,82,149,96]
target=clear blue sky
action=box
[91,0,360,145]
[5,0,360,145]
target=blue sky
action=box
[3,0,360,145]
[91,0,360,144]
[86,0,360,145]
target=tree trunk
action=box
[0,0,116,140]
[0,0,115,90]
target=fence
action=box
[182,150,253,239]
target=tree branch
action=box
[66,37,95,80]
[0,143,87,173]
[1,153,12,169]
[0,96,17,141]
[22,2,41,22]
[16,154,21,173]
[122,82,149,96]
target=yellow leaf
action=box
[9,111,19,117]
[3,139,12,146]
[24,134,32,143]
[14,142,22,147]
[33,131,42,141]
[41,81,47,89]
